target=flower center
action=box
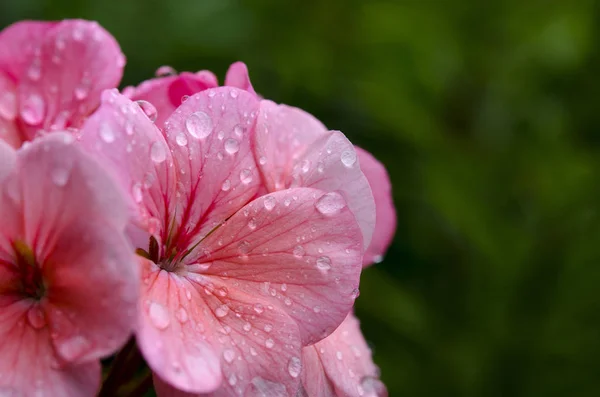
[136,235,184,273]
[13,241,45,300]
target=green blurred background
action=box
[3,1,600,395]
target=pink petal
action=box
[128,71,218,127]
[17,19,124,137]
[302,313,387,397]
[355,147,396,267]
[254,100,328,192]
[136,259,222,394]
[138,260,303,395]
[0,71,23,148]
[300,347,336,397]
[290,132,376,251]
[162,87,261,244]
[196,187,364,345]
[224,62,257,96]
[0,299,100,395]
[78,89,176,233]
[0,20,56,81]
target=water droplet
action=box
[265,338,274,348]
[233,124,244,137]
[132,182,143,203]
[217,130,225,140]
[341,149,357,167]
[316,256,332,272]
[248,218,257,230]
[215,304,229,318]
[264,324,273,333]
[27,60,41,81]
[150,141,167,163]
[373,255,383,264]
[230,89,239,98]
[0,91,17,120]
[317,162,325,173]
[238,241,251,256]
[301,159,310,173]
[181,95,189,103]
[51,167,70,187]
[351,288,360,299]
[243,322,252,332]
[259,156,267,165]
[20,94,45,125]
[56,335,90,361]
[72,26,85,41]
[360,377,387,397]
[280,283,287,292]
[155,66,177,77]
[223,348,236,363]
[27,306,46,329]
[292,245,305,258]
[228,373,238,386]
[284,298,292,306]
[175,133,188,146]
[253,303,264,314]
[216,287,228,297]
[149,301,170,330]
[238,168,253,184]
[263,196,276,211]
[224,138,240,154]
[135,100,158,122]
[336,351,343,360]
[176,307,188,323]
[185,290,192,300]
[250,347,258,356]
[74,80,90,100]
[287,356,301,378]
[185,111,213,139]
[99,122,115,143]
[315,192,346,215]
[221,179,231,191]
[313,306,321,313]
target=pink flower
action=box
[78,85,367,395]
[0,19,125,148]
[0,134,138,395]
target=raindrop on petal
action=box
[99,122,116,143]
[287,357,301,378]
[315,192,346,216]
[51,167,70,187]
[20,94,45,125]
[341,149,357,167]
[150,141,167,163]
[149,301,171,330]
[316,256,332,272]
[240,169,253,184]
[263,196,276,211]
[215,304,229,318]
[155,65,177,77]
[175,133,188,146]
[224,138,239,154]
[135,100,158,122]
[185,111,213,139]
[265,338,274,349]
[223,349,236,363]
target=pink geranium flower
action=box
[78,85,369,395]
[0,19,124,148]
[0,134,138,395]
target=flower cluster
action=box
[0,19,396,397]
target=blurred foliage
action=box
[3,0,600,395]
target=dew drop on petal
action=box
[56,335,90,362]
[99,122,115,143]
[239,169,253,184]
[253,303,264,314]
[265,338,274,349]
[248,218,257,230]
[27,307,46,329]
[150,141,167,163]
[135,100,158,122]
[292,245,305,258]
[313,306,321,313]
[51,167,70,187]
[228,373,238,386]
[316,256,332,272]
[215,304,229,318]
[229,89,239,98]
[315,192,346,216]
[155,65,177,77]
[259,156,267,165]
[287,356,301,378]
[360,376,387,397]
[20,94,45,125]
[221,179,231,191]
[223,348,236,363]
[233,124,244,137]
[224,138,240,154]
[243,322,252,332]
[176,307,188,323]
[149,301,171,330]
[175,133,188,146]
[131,182,143,203]
[263,196,276,211]
[336,351,343,360]
[250,347,258,356]
[341,149,357,167]
[185,111,213,139]
[264,324,273,333]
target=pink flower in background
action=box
[0,19,124,148]
[78,86,367,395]
[0,134,138,395]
